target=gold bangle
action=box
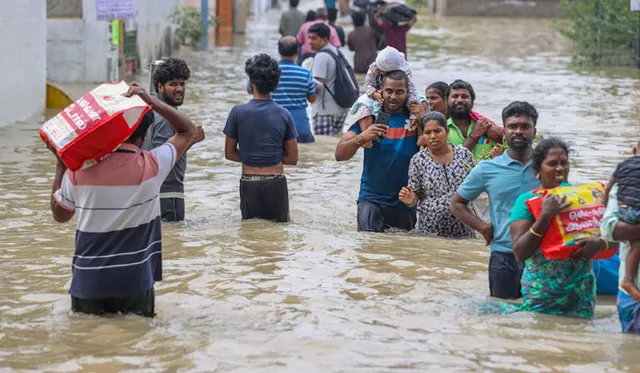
[600,238,609,250]
[354,135,363,146]
[529,227,543,238]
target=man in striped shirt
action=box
[248,36,317,143]
[274,36,317,143]
[49,83,196,317]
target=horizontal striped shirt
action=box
[272,61,316,110]
[53,143,177,299]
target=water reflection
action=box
[1,6,640,372]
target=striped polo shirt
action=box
[53,142,176,299]
[271,61,316,110]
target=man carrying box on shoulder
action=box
[49,83,196,317]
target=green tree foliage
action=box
[169,6,218,50]
[557,0,639,65]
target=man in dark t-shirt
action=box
[347,11,382,74]
[223,53,299,222]
[142,57,205,222]
[374,3,417,58]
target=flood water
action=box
[2,3,640,372]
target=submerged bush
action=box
[169,6,218,50]
[557,0,639,66]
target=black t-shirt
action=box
[223,99,298,167]
[614,156,640,206]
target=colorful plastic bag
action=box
[40,81,151,171]
[524,182,616,260]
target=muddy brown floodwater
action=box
[2,3,640,372]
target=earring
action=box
[536,173,540,179]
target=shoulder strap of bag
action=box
[316,49,340,109]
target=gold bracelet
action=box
[354,135,363,146]
[529,227,543,238]
[600,237,609,250]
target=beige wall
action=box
[0,0,46,126]
[47,0,82,18]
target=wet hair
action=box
[532,137,570,173]
[382,70,409,90]
[327,8,338,23]
[421,111,448,129]
[245,53,281,94]
[445,79,475,102]
[352,11,365,27]
[152,57,190,94]
[427,81,449,99]
[501,101,539,126]
[306,10,317,22]
[127,110,155,144]
[278,37,299,57]
[309,23,330,39]
[289,0,299,8]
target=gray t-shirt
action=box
[280,9,306,37]
[141,112,186,198]
[312,44,343,116]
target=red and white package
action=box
[40,81,151,171]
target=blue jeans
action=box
[357,200,416,232]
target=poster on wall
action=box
[632,0,640,11]
[95,0,136,20]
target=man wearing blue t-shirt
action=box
[335,70,423,232]
[224,53,299,222]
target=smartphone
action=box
[374,112,391,126]
[372,112,391,141]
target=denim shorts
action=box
[617,203,640,225]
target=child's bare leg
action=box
[621,240,640,302]
[358,114,374,148]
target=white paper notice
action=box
[95,0,136,20]
[632,0,640,11]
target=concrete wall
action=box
[48,0,82,18]
[437,0,563,18]
[133,0,180,66]
[47,0,179,84]
[0,0,46,127]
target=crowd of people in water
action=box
[45,0,640,337]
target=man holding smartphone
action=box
[334,71,424,232]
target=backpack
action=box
[317,48,360,109]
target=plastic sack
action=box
[40,81,151,171]
[381,3,416,24]
[524,182,617,260]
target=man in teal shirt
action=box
[450,101,540,299]
[446,80,496,160]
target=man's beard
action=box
[448,103,470,120]
[508,135,531,150]
[161,91,183,107]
